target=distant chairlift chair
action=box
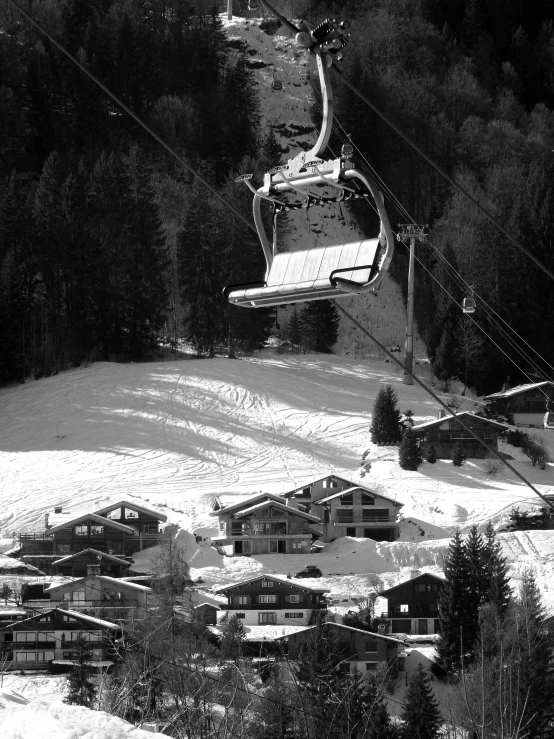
[224,18,394,308]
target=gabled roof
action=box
[484,381,554,401]
[46,575,152,594]
[94,500,167,522]
[274,622,405,644]
[210,492,286,517]
[193,602,221,610]
[46,513,135,535]
[283,474,355,498]
[411,411,511,432]
[314,485,403,508]
[214,574,330,594]
[52,548,131,567]
[379,572,445,597]
[233,500,321,522]
[0,608,121,632]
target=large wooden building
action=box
[211,493,321,555]
[411,411,509,459]
[214,574,329,626]
[379,573,445,635]
[484,381,554,427]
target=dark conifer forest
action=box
[1,0,553,393]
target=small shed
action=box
[193,602,220,625]
[411,411,509,459]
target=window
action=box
[400,604,409,613]
[74,524,88,536]
[219,520,226,532]
[106,509,121,520]
[291,541,304,550]
[346,527,356,536]
[323,479,337,489]
[234,596,249,605]
[231,522,244,535]
[366,663,377,671]
[361,493,374,505]
[365,641,378,652]
[340,493,353,506]
[242,541,252,554]
[286,594,301,603]
[124,508,139,519]
[259,613,277,624]
[337,510,354,523]
[38,651,55,661]
[37,633,55,642]
[362,508,379,522]
[236,613,245,619]
[258,595,277,603]
[72,589,86,603]
[90,525,104,536]
[15,633,36,642]
[285,613,304,619]
[415,584,426,592]
[143,522,159,534]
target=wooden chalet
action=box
[19,500,167,558]
[52,548,132,578]
[484,381,554,427]
[411,411,509,459]
[214,574,329,626]
[211,493,321,555]
[277,622,404,672]
[379,572,445,635]
[0,608,121,671]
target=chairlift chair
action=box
[225,18,394,308]
[248,0,259,10]
[462,288,476,314]
[545,412,554,429]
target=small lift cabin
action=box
[225,18,394,308]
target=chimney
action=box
[45,513,50,529]
[377,624,386,635]
[54,506,63,514]
[87,564,101,577]
[438,410,446,419]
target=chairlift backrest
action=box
[545,411,554,429]
[248,0,259,9]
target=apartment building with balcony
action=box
[312,485,403,542]
[0,608,121,671]
[214,574,329,626]
[379,573,445,634]
[211,493,321,555]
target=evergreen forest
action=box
[0,0,553,392]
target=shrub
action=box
[399,428,422,470]
[485,456,501,475]
[425,444,437,464]
[452,442,464,466]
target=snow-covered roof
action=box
[52,659,113,667]
[484,381,554,400]
[380,572,445,596]
[47,513,135,535]
[213,573,330,594]
[52,548,131,566]
[46,575,152,594]
[273,622,405,644]
[1,608,121,631]
[411,411,511,432]
[233,500,321,522]
[210,492,286,517]
[209,624,306,641]
[93,500,167,522]
[193,602,221,610]
[315,485,403,507]
[282,474,356,497]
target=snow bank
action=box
[0,699,157,739]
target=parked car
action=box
[295,565,322,578]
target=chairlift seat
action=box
[224,238,382,307]
[545,412,554,429]
[462,297,476,314]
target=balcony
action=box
[381,610,438,619]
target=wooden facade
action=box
[43,575,152,620]
[215,575,329,626]
[284,474,357,515]
[484,382,554,427]
[281,623,404,672]
[0,608,121,671]
[379,573,445,634]
[411,411,508,459]
[212,494,321,555]
[313,486,402,542]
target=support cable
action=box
[329,299,554,511]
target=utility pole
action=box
[397,224,427,385]
[227,0,232,20]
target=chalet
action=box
[0,608,121,671]
[284,474,358,514]
[214,574,329,626]
[211,493,321,555]
[313,486,402,542]
[379,573,445,635]
[43,575,151,620]
[19,500,167,558]
[411,411,509,459]
[484,382,554,427]
[52,549,132,578]
[277,622,404,672]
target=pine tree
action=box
[220,613,246,662]
[286,307,302,349]
[400,664,442,739]
[64,632,97,707]
[300,300,340,353]
[399,428,422,470]
[481,521,511,618]
[425,444,437,463]
[463,525,485,651]
[370,385,402,445]
[437,531,468,673]
[152,524,191,620]
[451,442,464,466]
